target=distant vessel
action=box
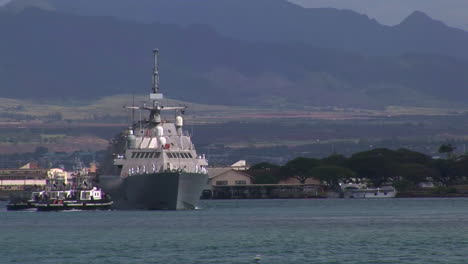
[100,49,209,210]
[35,188,113,211]
[342,184,397,198]
[6,188,113,211]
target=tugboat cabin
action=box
[80,188,103,200]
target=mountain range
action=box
[1,1,468,109]
[6,0,468,59]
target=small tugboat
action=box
[35,187,113,211]
[6,191,42,211]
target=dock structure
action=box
[204,183,325,199]
[202,160,326,199]
[203,161,325,199]
[0,166,48,200]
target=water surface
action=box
[1,198,467,264]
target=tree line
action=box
[249,144,468,192]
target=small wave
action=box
[15,209,37,213]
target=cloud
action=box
[289,0,468,31]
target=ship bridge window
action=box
[175,152,185,158]
[147,152,159,159]
[131,152,137,158]
[166,152,193,159]
[135,152,142,159]
[144,152,151,158]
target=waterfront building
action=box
[208,168,253,187]
[0,163,48,190]
[0,164,48,200]
[205,160,251,187]
[278,177,320,185]
[204,161,324,199]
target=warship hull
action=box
[100,172,207,210]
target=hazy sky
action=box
[289,0,468,30]
[1,0,467,31]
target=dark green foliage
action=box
[438,144,456,159]
[393,179,415,192]
[249,168,281,184]
[310,165,355,189]
[347,149,398,187]
[397,163,437,186]
[249,162,280,170]
[251,147,468,189]
[34,146,49,155]
[281,157,320,184]
[320,154,347,167]
[432,186,458,195]
[432,159,460,186]
[454,156,468,179]
[248,162,281,184]
[394,148,432,165]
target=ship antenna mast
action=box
[150,49,163,102]
[131,93,135,125]
[152,49,160,94]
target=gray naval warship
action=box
[100,49,208,210]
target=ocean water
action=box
[1,198,468,264]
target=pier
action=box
[202,184,325,199]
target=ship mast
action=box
[149,49,163,124]
[127,49,185,125]
[150,49,163,101]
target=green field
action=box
[1,95,468,164]
[0,95,465,124]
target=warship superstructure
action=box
[101,49,208,210]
